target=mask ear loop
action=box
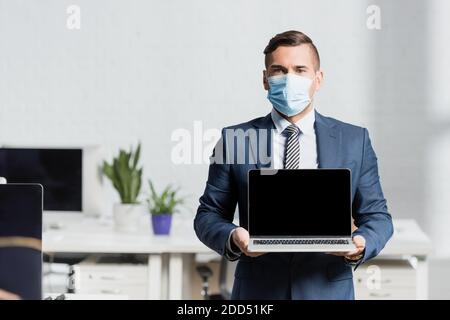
[310,70,321,100]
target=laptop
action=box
[0,183,43,299]
[247,169,356,252]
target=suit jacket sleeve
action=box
[352,128,394,268]
[194,129,239,257]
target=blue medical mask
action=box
[267,74,313,117]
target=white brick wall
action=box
[0,0,449,255]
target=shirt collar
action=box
[270,108,316,134]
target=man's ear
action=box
[263,70,269,91]
[314,69,324,93]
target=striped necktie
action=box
[284,124,301,169]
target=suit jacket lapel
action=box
[315,110,341,168]
[248,110,341,169]
[250,113,274,169]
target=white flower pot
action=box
[113,203,144,233]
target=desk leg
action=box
[169,253,183,300]
[147,254,162,300]
[416,256,428,300]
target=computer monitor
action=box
[0,183,43,300]
[0,146,104,216]
[0,148,82,211]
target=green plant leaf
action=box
[132,142,141,170]
[146,180,186,215]
[102,143,142,204]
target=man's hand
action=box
[0,289,20,300]
[328,235,366,259]
[232,227,265,257]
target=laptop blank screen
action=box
[248,169,351,237]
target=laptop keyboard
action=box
[253,239,350,245]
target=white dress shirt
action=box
[270,108,318,169]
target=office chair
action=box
[196,257,237,300]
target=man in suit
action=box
[194,30,393,299]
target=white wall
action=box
[0,0,449,255]
[364,0,450,257]
[425,0,450,257]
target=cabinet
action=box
[71,258,148,299]
[354,259,416,300]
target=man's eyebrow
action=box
[269,64,287,69]
[294,65,308,69]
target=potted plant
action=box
[102,143,143,232]
[147,180,184,235]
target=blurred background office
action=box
[0,0,449,299]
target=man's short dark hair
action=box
[264,30,320,70]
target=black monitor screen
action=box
[248,169,351,237]
[0,148,82,211]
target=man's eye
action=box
[272,69,283,75]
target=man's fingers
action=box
[236,240,251,256]
[245,251,266,257]
[241,245,265,257]
[0,289,20,300]
[345,249,362,256]
[353,235,366,247]
[354,242,365,250]
[327,249,363,257]
[327,251,352,257]
[324,236,366,258]
[237,240,248,252]
[232,227,265,258]
[248,252,265,257]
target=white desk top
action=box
[42,213,432,257]
[380,219,433,256]
[43,213,212,254]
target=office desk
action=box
[43,213,210,299]
[43,214,432,300]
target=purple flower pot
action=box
[151,214,172,235]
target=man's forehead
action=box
[268,45,316,67]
